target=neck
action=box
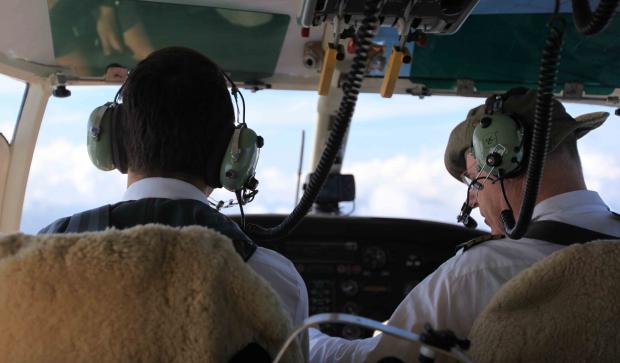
[127,171,214,196]
[508,164,586,214]
[535,179,586,203]
[537,158,587,203]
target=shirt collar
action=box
[122,177,210,205]
[532,190,609,221]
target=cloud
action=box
[213,145,620,233]
[339,147,620,228]
[343,150,470,224]
[21,142,475,231]
[21,139,125,232]
[581,150,620,206]
[352,94,484,124]
[11,81,618,238]
[210,150,480,230]
[247,92,316,126]
[212,165,300,215]
[244,91,485,127]
[20,138,307,232]
[19,133,619,235]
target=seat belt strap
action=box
[65,205,111,232]
[524,220,619,246]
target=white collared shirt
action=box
[122,178,309,331]
[309,190,620,363]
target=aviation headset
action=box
[86,68,263,195]
[458,88,527,229]
[471,91,526,179]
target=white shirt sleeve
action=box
[247,247,310,358]
[248,247,309,325]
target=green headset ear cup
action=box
[220,126,260,192]
[472,113,524,177]
[87,102,117,171]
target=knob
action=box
[343,301,360,315]
[486,152,502,167]
[52,85,71,98]
[246,176,259,190]
[340,280,359,296]
[404,254,422,269]
[481,117,492,128]
[362,246,387,270]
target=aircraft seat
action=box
[468,239,620,362]
[0,224,302,363]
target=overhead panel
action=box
[47,0,290,80]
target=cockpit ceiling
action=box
[0,0,619,97]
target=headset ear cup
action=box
[219,126,260,192]
[472,114,524,177]
[87,103,117,171]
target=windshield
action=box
[17,84,620,234]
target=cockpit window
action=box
[563,102,620,209]
[19,86,620,234]
[342,94,485,223]
[47,0,290,78]
[21,85,126,233]
[0,74,26,144]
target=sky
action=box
[0,74,619,234]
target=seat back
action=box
[0,224,302,363]
[469,239,620,362]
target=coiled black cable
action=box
[246,0,382,241]
[502,16,566,239]
[503,0,618,238]
[572,0,619,35]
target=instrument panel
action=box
[243,215,484,339]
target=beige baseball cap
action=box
[444,88,609,181]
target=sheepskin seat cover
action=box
[0,225,302,363]
[469,239,620,362]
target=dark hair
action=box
[121,46,235,187]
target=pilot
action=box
[309,87,620,362]
[39,47,309,350]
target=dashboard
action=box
[242,215,485,339]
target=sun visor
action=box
[47,0,289,79]
[408,12,620,95]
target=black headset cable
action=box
[245,0,383,241]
